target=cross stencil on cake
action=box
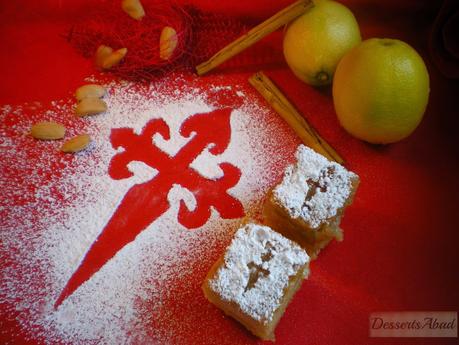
[54,108,244,308]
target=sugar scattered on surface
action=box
[209,223,309,323]
[273,145,358,229]
[0,73,300,344]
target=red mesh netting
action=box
[66,0,250,79]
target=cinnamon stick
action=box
[196,0,313,76]
[249,71,344,164]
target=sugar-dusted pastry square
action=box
[263,145,359,259]
[202,223,310,341]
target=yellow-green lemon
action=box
[283,0,361,86]
[333,38,430,144]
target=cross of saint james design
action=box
[55,108,244,307]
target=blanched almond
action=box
[75,84,106,101]
[95,45,113,68]
[102,48,128,69]
[159,26,178,61]
[61,134,91,153]
[75,98,107,117]
[122,0,145,20]
[30,121,65,140]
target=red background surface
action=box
[1,0,459,344]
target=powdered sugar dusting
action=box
[0,73,301,344]
[209,223,309,323]
[273,145,358,229]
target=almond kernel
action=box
[30,121,66,140]
[159,26,178,61]
[75,84,106,101]
[122,0,145,20]
[95,45,113,68]
[75,98,107,117]
[61,134,91,153]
